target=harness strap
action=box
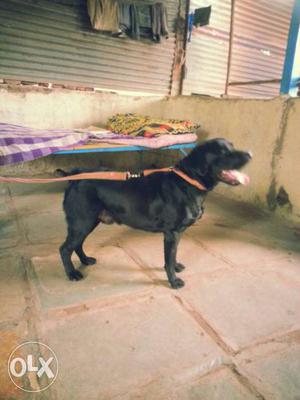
[0,168,207,191]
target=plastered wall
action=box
[158,95,300,222]
[0,86,163,128]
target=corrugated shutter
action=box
[228,0,293,98]
[182,0,231,96]
[0,0,179,95]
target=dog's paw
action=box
[175,263,185,273]
[82,257,97,265]
[68,269,84,281]
[170,277,185,289]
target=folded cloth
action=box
[87,127,197,148]
[107,113,200,137]
[0,123,89,165]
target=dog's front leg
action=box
[164,231,185,289]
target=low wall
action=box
[0,85,163,128]
[0,85,166,175]
[0,86,299,222]
[158,95,300,222]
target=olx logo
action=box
[8,342,58,392]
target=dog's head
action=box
[177,138,252,189]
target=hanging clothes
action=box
[87,0,169,42]
[193,5,211,27]
[119,2,169,42]
[87,0,119,31]
[188,4,211,42]
[130,4,141,39]
[151,3,169,42]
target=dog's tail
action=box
[55,168,83,177]
[55,168,70,177]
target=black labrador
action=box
[59,138,251,289]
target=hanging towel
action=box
[151,3,169,42]
[87,0,119,31]
[193,5,211,27]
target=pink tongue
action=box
[223,170,250,185]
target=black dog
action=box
[59,138,251,289]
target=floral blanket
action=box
[107,113,199,138]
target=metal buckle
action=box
[126,172,143,180]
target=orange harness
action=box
[0,168,207,191]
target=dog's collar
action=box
[171,168,207,191]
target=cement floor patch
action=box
[188,224,292,267]
[0,184,19,248]
[8,181,66,197]
[89,223,133,247]
[180,269,300,352]
[30,246,153,311]
[22,211,67,244]
[0,256,27,323]
[0,215,19,249]
[238,344,300,400]
[120,230,230,280]
[114,366,259,400]
[11,191,64,215]
[42,295,224,400]
[0,183,11,216]
[23,209,132,246]
[177,366,260,400]
[0,322,29,400]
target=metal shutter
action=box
[182,0,232,96]
[228,0,293,98]
[0,0,179,95]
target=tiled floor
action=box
[1,182,300,399]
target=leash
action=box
[0,168,207,191]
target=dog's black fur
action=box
[59,138,251,288]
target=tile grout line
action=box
[3,186,56,395]
[234,327,300,357]
[172,294,236,356]
[3,185,42,337]
[117,242,158,283]
[186,233,238,268]
[228,364,267,400]
[172,294,268,400]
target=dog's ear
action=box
[178,146,209,176]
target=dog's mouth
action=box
[218,170,250,186]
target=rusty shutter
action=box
[0,0,179,95]
[228,0,294,98]
[182,0,232,96]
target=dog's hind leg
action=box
[175,263,185,272]
[75,219,100,265]
[60,218,100,281]
[164,231,185,289]
[75,243,97,266]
